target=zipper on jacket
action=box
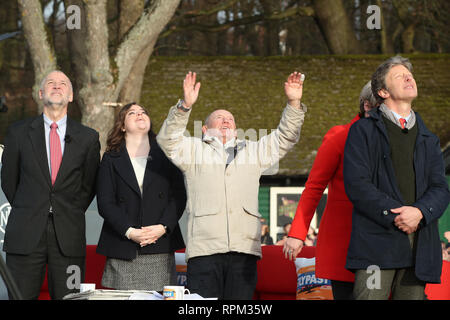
[224,165,231,250]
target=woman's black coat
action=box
[96,139,186,260]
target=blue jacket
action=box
[343,107,449,283]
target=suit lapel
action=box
[112,145,142,196]
[29,115,51,188]
[142,140,162,193]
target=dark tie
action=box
[399,118,407,129]
[50,122,62,185]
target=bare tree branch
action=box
[172,0,239,21]
[114,0,181,98]
[159,5,315,39]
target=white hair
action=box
[39,70,73,93]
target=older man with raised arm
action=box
[157,71,307,299]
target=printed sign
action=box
[295,257,333,300]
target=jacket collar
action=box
[369,106,432,138]
[110,138,160,196]
[202,134,234,149]
[29,116,50,186]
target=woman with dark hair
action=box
[96,102,186,291]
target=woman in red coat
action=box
[283,82,378,300]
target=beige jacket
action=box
[157,103,306,261]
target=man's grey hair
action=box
[371,55,413,104]
[359,81,378,117]
[39,70,73,93]
[204,113,212,127]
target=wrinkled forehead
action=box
[46,71,70,82]
[42,71,73,90]
[388,64,412,77]
[210,109,234,120]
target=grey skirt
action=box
[101,252,177,291]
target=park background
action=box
[0,0,449,299]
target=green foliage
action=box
[140,54,450,175]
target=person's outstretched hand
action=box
[284,72,305,109]
[183,71,201,109]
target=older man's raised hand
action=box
[182,71,201,109]
[284,72,305,109]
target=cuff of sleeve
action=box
[413,203,429,226]
[158,223,169,236]
[287,235,305,242]
[381,209,397,229]
[287,229,307,241]
[125,227,134,240]
[174,99,192,115]
[286,102,307,113]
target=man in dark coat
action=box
[1,70,100,299]
[343,56,450,300]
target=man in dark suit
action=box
[1,70,100,299]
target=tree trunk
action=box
[118,42,156,104]
[264,22,279,56]
[82,0,181,150]
[22,0,180,152]
[261,0,280,56]
[401,23,416,53]
[377,0,395,54]
[313,0,362,54]
[17,0,57,113]
[117,0,148,104]
[189,0,220,55]
[392,0,417,54]
[66,0,115,151]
